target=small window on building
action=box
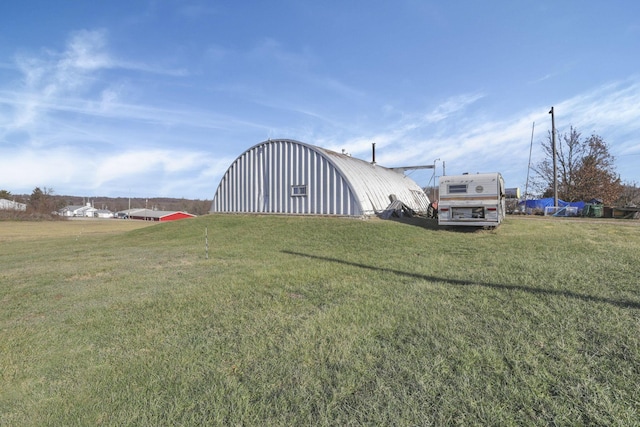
[291,185,307,197]
[448,184,468,194]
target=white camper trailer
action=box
[437,172,506,227]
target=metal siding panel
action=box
[217,178,223,211]
[238,158,243,211]
[327,160,333,214]
[227,171,232,211]
[290,143,295,214]
[284,141,289,212]
[282,141,288,213]
[253,149,259,212]
[307,150,312,213]
[305,146,311,213]
[293,142,298,213]
[233,157,239,211]
[278,140,284,213]
[246,153,252,211]
[251,149,257,211]
[239,155,246,211]
[273,142,280,212]
[226,171,231,211]
[296,144,303,214]
[230,164,236,211]
[272,142,278,213]
[330,163,336,214]
[275,143,280,212]
[310,150,316,213]
[316,154,323,213]
[267,143,274,212]
[257,146,263,212]
[320,159,329,215]
[244,152,250,211]
[326,167,332,214]
[249,149,256,211]
[241,152,246,211]
[331,168,337,214]
[234,156,239,211]
[223,173,229,211]
[279,141,286,213]
[300,145,306,214]
[268,143,275,212]
[286,141,292,213]
[240,156,245,211]
[217,176,223,211]
[315,154,321,214]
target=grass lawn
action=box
[1,215,639,425]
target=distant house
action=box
[59,202,114,218]
[0,198,27,211]
[59,204,95,217]
[116,208,195,222]
[94,209,115,219]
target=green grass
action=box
[1,216,639,425]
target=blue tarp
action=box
[519,198,585,211]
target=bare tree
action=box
[28,187,61,214]
[617,182,640,206]
[533,127,622,204]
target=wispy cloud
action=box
[557,78,640,132]
[5,29,186,134]
[528,72,555,85]
[93,149,211,186]
[423,92,485,123]
[332,92,488,163]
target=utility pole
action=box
[549,107,558,208]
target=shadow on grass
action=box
[381,216,440,230]
[282,250,640,310]
[381,216,493,233]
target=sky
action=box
[1,1,639,200]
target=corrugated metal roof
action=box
[316,145,431,215]
[211,139,431,217]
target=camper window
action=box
[448,184,468,194]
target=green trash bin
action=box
[591,205,603,218]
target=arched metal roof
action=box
[211,139,431,216]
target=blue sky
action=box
[1,1,639,199]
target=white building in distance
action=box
[0,198,27,211]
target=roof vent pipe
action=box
[372,142,376,165]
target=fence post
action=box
[205,226,209,259]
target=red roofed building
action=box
[116,209,195,222]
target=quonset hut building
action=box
[210,139,431,217]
